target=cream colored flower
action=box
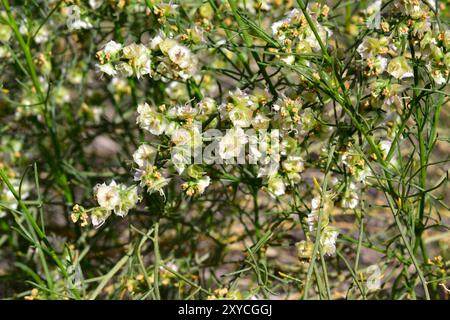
[134,164,169,196]
[357,36,389,59]
[114,62,134,77]
[198,97,217,115]
[281,55,295,65]
[133,144,157,168]
[218,127,248,160]
[267,175,286,197]
[307,194,333,232]
[320,227,339,256]
[341,183,359,210]
[103,40,122,56]
[251,113,270,130]
[94,181,120,211]
[197,176,211,194]
[122,43,152,78]
[171,145,191,174]
[0,24,12,42]
[136,103,168,135]
[168,44,192,69]
[229,104,253,128]
[97,63,117,76]
[91,207,111,228]
[387,56,413,79]
[282,155,304,183]
[115,185,139,217]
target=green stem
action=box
[228,0,278,97]
[153,221,161,300]
[0,167,80,299]
[303,144,335,299]
[1,0,73,204]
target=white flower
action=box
[357,36,389,59]
[97,63,117,76]
[171,127,192,145]
[320,227,339,256]
[171,145,191,174]
[251,113,270,130]
[136,103,168,135]
[115,185,139,217]
[114,62,134,77]
[158,38,178,55]
[432,70,446,85]
[372,55,388,75]
[365,0,382,29]
[150,33,164,50]
[281,55,295,65]
[103,40,122,56]
[94,181,120,211]
[122,43,152,78]
[69,20,93,31]
[257,162,279,178]
[267,175,285,197]
[171,126,202,151]
[134,164,169,196]
[133,144,157,167]
[168,44,192,69]
[218,127,248,160]
[307,194,333,232]
[303,25,329,52]
[34,25,49,44]
[282,155,304,183]
[0,178,30,217]
[387,56,413,79]
[355,166,371,184]
[271,20,286,41]
[229,104,253,128]
[170,104,198,120]
[366,265,382,292]
[91,208,111,228]
[198,97,217,115]
[66,5,93,31]
[93,180,139,218]
[379,139,392,158]
[311,197,320,210]
[89,0,102,9]
[282,156,304,173]
[197,176,211,194]
[341,183,359,209]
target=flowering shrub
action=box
[0,0,449,300]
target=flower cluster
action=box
[271,5,332,65]
[72,181,139,228]
[95,34,197,80]
[96,41,151,78]
[0,0,448,300]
